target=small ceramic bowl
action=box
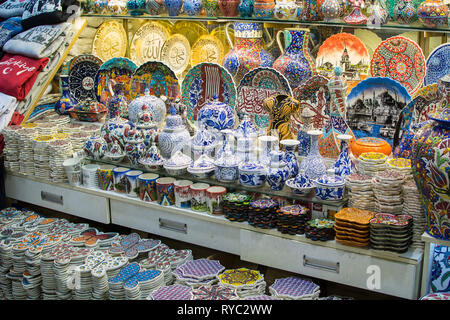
[314,174,346,201]
[285,175,314,196]
[139,156,164,170]
[187,154,215,179]
[163,150,192,176]
[238,162,266,188]
[104,152,126,164]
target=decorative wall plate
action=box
[217,268,263,288]
[130,21,170,66]
[370,36,426,95]
[171,21,209,47]
[236,67,292,128]
[181,62,236,124]
[425,43,450,86]
[130,61,179,101]
[190,35,224,67]
[68,54,103,103]
[92,20,127,62]
[316,33,370,87]
[160,34,191,76]
[346,77,411,146]
[95,57,137,105]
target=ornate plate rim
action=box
[425,42,450,86]
[92,19,128,62]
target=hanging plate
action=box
[425,43,450,86]
[92,20,127,62]
[190,35,224,67]
[160,34,191,76]
[68,54,103,103]
[130,21,170,66]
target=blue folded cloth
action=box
[0,16,23,49]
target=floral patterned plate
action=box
[334,207,376,226]
[68,54,103,103]
[425,43,450,86]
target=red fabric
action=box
[0,54,49,101]
[9,111,24,126]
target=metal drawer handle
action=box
[159,218,187,234]
[41,191,63,205]
[303,255,340,273]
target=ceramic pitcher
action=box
[273,28,316,89]
[223,22,274,84]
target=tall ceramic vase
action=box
[301,0,323,20]
[280,139,300,179]
[223,22,275,84]
[299,129,327,180]
[55,75,77,115]
[273,28,316,89]
[333,134,355,177]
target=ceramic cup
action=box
[190,183,210,212]
[82,164,100,188]
[63,157,82,172]
[97,164,116,191]
[138,173,159,202]
[174,180,193,208]
[125,170,143,197]
[112,167,130,193]
[67,170,82,187]
[156,177,176,206]
[206,186,227,215]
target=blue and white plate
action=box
[425,43,450,86]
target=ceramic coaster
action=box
[191,284,239,300]
[176,258,225,280]
[243,294,282,300]
[269,276,320,300]
[217,268,264,289]
[149,284,193,300]
[70,228,119,248]
[108,233,161,260]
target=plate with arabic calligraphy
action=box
[182,62,236,124]
[171,21,209,47]
[160,34,191,76]
[130,61,179,101]
[94,57,137,105]
[236,67,291,128]
[92,20,127,62]
[190,35,224,67]
[68,54,103,103]
[130,21,170,66]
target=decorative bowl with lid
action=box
[69,100,107,122]
[314,174,345,201]
[215,149,241,182]
[238,161,266,187]
[138,142,165,169]
[158,106,191,159]
[163,150,193,175]
[187,154,216,178]
[104,140,126,163]
[197,94,236,131]
[128,89,167,125]
[285,172,314,195]
[83,135,108,160]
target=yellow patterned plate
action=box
[190,34,224,67]
[130,21,170,66]
[171,21,209,47]
[359,152,388,161]
[387,158,411,169]
[160,34,191,76]
[210,26,234,56]
[92,20,127,62]
[217,268,263,287]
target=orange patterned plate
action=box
[335,236,370,247]
[334,207,376,225]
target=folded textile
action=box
[0,94,18,131]
[0,16,23,49]
[3,22,70,59]
[0,53,49,100]
[22,0,80,30]
[0,0,30,19]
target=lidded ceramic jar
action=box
[187,153,216,178]
[274,0,298,19]
[101,117,135,149]
[83,135,108,160]
[128,89,166,126]
[197,94,236,131]
[124,128,146,166]
[238,161,267,188]
[417,0,449,28]
[139,142,164,169]
[136,105,158,148]
[314,174,346,201]
[104,139,126,163]
[158,106,191,160]
[163,150,193,175]
[191,122,219,158]
[215,148,240,182]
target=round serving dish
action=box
[314,174,345,201]
[285,174,314,196]
[238,161,266,188]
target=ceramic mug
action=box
[190,183,210,212]
[112,167,130,193]
[125,170,143,197]
[63,157,82,172]
[156,177,176,206]
[174,180,193,208]
[206,186,227,215]
[67,170,82,187]
[97,164,116,191]
[138,173,159,202]
[82,164,100,188]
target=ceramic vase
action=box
[164,0,183,16]
[267,150,290,191]
[344,4,368,24]
[281,139,300,178]
[273,28,316,89]
[297,107,314,157]
[300,130,327,180]
[417,0,449,28]
[253,0,275,18]
[55,75,77,115]
[263,94,301,141]
[394,0,417,24]
[223,22,274,84]
[333,134,355,177]
[124,129,147,166]
[203,0,220,16]
[158,106,191,159]
[126,0,147,14]
[367,2,389,26]
[320,0,343,21]
[183,0,203,15]
[197,94,236,131]
[412,107,450,240]
[107,82,130,120]
[301,0,322,20]
[238,0,254,16]
[219,0,240,16]
[274,0,298,19]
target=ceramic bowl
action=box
[314,174,345,201]
[104,152,126,164]
[215,164,239,182]
[187,166,215,179]
[238,162,266,187]
[163,150,192,175]
[139,157,164,170]
[285,176,314,196]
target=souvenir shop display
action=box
[357,152,388,176]
[223,192,253,222]
[247,198,280,229]
[334,208,375,247]
[369,213,413,253]
[345,173,375,211]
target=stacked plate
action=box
[345,173,375,211]
[276,205,311,235]
[269,276,320,300]
[402,181,426,249]
[173,258,224,288]
[83,124,101,136]
[64,123,84,134]
[7,268,26,299]
[33,135,55,180]
[247,199,280,229]
[372,170,406,214]
[0,246,14,299]
[369,213,413,253]
[357,152,387,176]
[36,122,58,136]
[42,113,71,133]
[305,219,335,241]
[190,284,239,300]
[223,192,254,222]
[148,284,193,300]
[23,250,43,299]
[243,295,282,300]
[334,208,376,247]
[386,158,413,181]
[48,139,74,183]
[70,132,91,153]
[217,268,266,298]
[18,128,38,176]
[3,125,22,172]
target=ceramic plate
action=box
[190,35,224,67]
[425,43,450,86]
[171,21,209,47]
[68,54,103,103]
[130,21,170,66]
[236,67,292,128]
[92,20,127,62]
[181,62,236,124]
[160,34,191,76]
[130,61,179,101]
[210,26,234,57]
[370,36,426,95]
[347,77,411,146]
[94,57,137,105]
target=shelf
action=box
[81,13,450,33]
[421,232,450,247]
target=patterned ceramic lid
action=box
[315,174,345,186]
[163,150,192,168]
[215,149,240,167]
[188,154,215,172]
[238,161,265,172]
